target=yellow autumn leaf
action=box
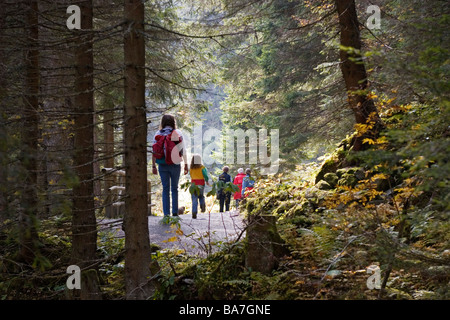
[371,173,389,181]
[374,163,388,170]
[354,123,374,136]
[385,97,397,104]
[376,136,388,144]
[363,138,375,145]
[367,92,378,99]
[163,236,178,243]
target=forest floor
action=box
[98,211,245,256]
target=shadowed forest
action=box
[0,0,449,303]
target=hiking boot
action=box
[192,212,197,219]
[200,203,206,213]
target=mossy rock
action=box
[274,200,296,214]
[336,168,346,178]
[286,200,311,217]
[314,135,361,184]
[316,180,333,190]
[335,167,366,187]
[337,173,358,187]
[304,187,333,207]
[336,167,365,180]
[315,156,340,184]
[323,172,339,187]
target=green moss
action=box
[316,180,333,190]
[315,156,339,184]
[286,200,311,217]
[337,173,358,187]
[323,173,339,187]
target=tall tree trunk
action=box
[0,112,7,221]
[0,1,8,220]
[103,99,115,218]
[71,0,101,299]
[93,115,101,206]
[123,0,156,299]
[19,0,40,263]
[335,0,383,151]
[104,99,115,170]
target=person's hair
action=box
[238,168,244,174]
[160,114,176,130]
[223,166,229,173]
[190,154,203,169]
[245,168,251,175]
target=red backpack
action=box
[152,130,183,165]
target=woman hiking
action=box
[152,114,188,218]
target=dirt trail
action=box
[98,210,246,255]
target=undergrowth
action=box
[1,100,448,300]
[153,100,449,300]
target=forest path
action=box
[98,210,246,256]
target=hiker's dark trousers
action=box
[218,192,231,212]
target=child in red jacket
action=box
[233,168,246,209]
